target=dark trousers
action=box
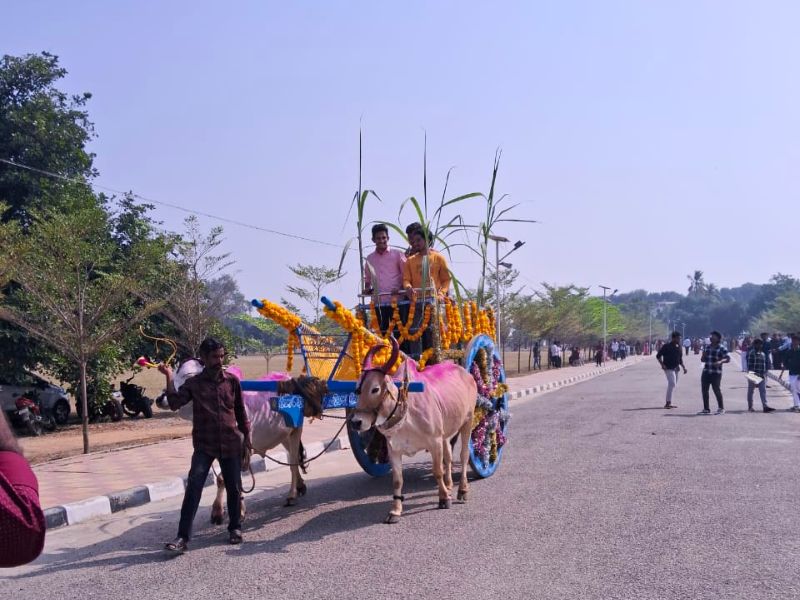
[533,355,541,370]
[701,371,724,411]
[178,450,242,540]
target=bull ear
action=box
[382,336,400,374]
[362,341,386,370]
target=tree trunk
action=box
[80,359,90,454]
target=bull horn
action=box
[362,341,386,371]
[382,336,400,374]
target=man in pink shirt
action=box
[0,411,45,567]
[363,223,406,335]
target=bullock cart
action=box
[246,295,509,479]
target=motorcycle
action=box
[76,383,124,422]
[119,375,154,418]
[12,394,56,436]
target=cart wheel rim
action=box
[347,410,391,477]
[465,334,510,479]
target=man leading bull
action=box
[159,337,251,553]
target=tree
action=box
[687,270,706,296]
[283,263,344,326]
[750,291,800,333]
[0,52,96,226]
[0,200,172,453]
[160,216,235,356]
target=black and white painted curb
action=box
[43,358,645,530]
[508,357,645,401]
[43,436,348,530]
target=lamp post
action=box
[599,285,617,364]
[487,235,525,349]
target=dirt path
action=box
[19,410,191,464]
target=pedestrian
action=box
[533,341,541,370]
[656,331,687,409]
[0,411,45,567]
[594,341,603,366]
[611,339,619,361]
[745,338,775,412]
[159,337,251,553]
[683,336,691,356]
[779,333,800,412]
[698,330,731,415]
[550,340,562,368]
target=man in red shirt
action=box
[0,410,45,567]
[159,337,251,553]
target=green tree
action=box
[0,200,172,453]
[283,263,344,326]
[160,215,235,356]
[0,52,96,225]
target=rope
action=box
[262,419,349,467]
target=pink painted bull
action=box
[166,359,323,525]
[350,338,477,524]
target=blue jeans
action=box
[178,450,242,540]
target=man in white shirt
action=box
[683,337,691,356]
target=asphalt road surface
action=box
[3,360,798,600]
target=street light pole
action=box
[487,235,525,351]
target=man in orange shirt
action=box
[402,225,450,357]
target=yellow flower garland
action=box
[255,299,305,371]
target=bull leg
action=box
[210,473,225,525]
[385,448,404,524]
[431,440,450,509]
[283,429,303,507]
[456,417,472,502]
[441,437,454,495]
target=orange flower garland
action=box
[324,300,402,375]
[255,299,304,371]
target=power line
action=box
[0,158,346,249]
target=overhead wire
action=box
[0,157,345,249]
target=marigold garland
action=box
[417,348,435,370]
[255,299,305,371]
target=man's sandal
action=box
[165,537,188,553]
[229,529,243,544]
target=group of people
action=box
[363,222,450,356]
[656,330,800,414]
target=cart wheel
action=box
[347,411,391,477]
[465,334,510,479]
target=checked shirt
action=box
[746,349,767,377]
[702,345,730,375]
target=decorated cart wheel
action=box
[465,334,510,478]
[347,413,391,477]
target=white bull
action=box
[350,338,477,524]
[167,359,322,524]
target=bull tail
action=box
[299,440,309,474]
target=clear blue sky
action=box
[4,1,799,306]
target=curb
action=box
[43,436,348,530]
[508,357,644,401]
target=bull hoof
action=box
[210,513,224,526]
[297,482,307,497]
[457,490,468,502]
[438,498,451,509]
[284,497,297,507]
[385,513,401,524]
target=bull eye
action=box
[371,386,380,394]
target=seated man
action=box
[402,225,451,356]
[363,223,406,335]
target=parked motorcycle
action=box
[12,394,56,436]
[119,375,154,418]
[76,383,124,422]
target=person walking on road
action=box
[745,338,775,413]
[683,336,692,356]
[159,337,251,553]
[657,332,687,408]
[779,333,800,412]
[698,331,730,415]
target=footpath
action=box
[36,355,645,529]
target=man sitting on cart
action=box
[363,223,407,336]
[403,224,451,357]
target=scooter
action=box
[76,384,124,422]
[119,375,154,418]
[12,394,56,436]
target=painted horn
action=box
[382,336,400,374]
[362,341,386,371]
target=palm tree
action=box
[687,270,706,296]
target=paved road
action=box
[3,360,798,599]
